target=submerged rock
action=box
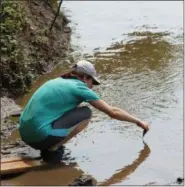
[1,97,22,119]
[1,140,40,159]
[69,175,95,186]
[176,177,184,184]
[1,118,18,140]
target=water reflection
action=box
[94,31,180,74]
[7,142,150,186]
[5,156,96,186]
[99,142,151,186]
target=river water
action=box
[6,1,183,186]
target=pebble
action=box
[176,177,184,184]
[1,150,11,155]
[69,175,95,186]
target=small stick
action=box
[143,129,147,137]
[49,0,63,31]
[143,124,151,138]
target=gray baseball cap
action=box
[72,60,100,85]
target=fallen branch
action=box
[49,0,63,32]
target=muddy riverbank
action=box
[1,0,72,97]
[1,96,36,158]
[1,0,72,157]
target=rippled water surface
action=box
[8,1,183,186]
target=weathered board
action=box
[1,120,90,176]
[1,156,44,175]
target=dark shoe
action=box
[41,146,64,163]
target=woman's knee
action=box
[52,106,92,130]
[81,106,92,119]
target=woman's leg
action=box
[49,106,92,150]
[51,106,92,130]
[26,135,65,151]
[26,106,92,160]
[26,135,66,162]
[49,119,90,151]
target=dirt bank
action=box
[1,95,41,159]
[1,0,71,97]
[1,0,72,158]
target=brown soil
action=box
[1,0,72,159]
[1,0,72,97]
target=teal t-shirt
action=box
[19,77,100,142]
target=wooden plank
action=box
[1,156,44,175]
[1,156,40,164]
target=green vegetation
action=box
[1,1,32,96]
[1,0,70,97]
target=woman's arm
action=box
[89,99,150,131]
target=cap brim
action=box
[92,76,100,85]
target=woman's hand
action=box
[136,120,150,132]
